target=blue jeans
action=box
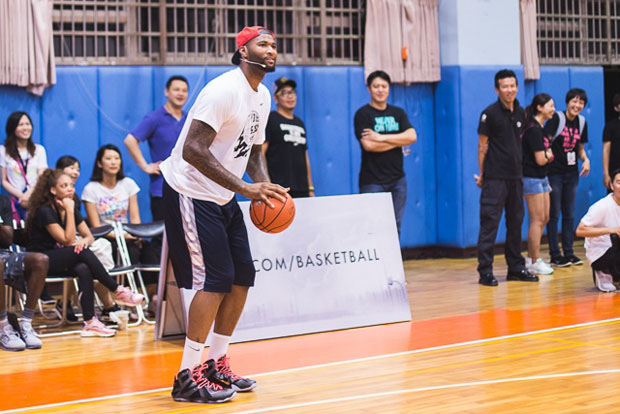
[360,176,407,236]
[547,171,579,258]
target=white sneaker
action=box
[18,319,42,349]
[594,270,617,292]
[0,323,25,351]
[527,258,554,275]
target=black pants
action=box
[477,178,525,275]
[591,234,620,282]
[45,247,118,321]
[149,196,164,272]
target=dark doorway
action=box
[603,66,620,121]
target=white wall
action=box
[439,0,520,66]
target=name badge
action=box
[567,151,576,166]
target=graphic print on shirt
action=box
[373,116,400,133]
[234,110,260,158]
[96,195,129,223]
[559,126,580,152]
[280,124,306,146]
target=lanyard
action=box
[15,152,30,186]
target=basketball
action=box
[249,193,295,233]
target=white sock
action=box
[180,337,204,371]
[0,318,8,328]
[207,332,231,361]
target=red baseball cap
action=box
[231,26,275,65]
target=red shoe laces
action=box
[192,364,223,390]
[218,357,242,380]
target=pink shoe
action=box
[81,317,116,337]
[114,286,144,307]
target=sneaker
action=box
[214,355,257,392]
[17,319,42,349]
[593,269,616,292]
[171,361,236,403]
[40,291,56,305]
[114,286,144,307]
[81,316,116,337]
[56,301,78,323]
[566,255,583,266]
[527,258,554,275]
[99,304,121,323]
[550,256,571,267]
[0,323,25,351]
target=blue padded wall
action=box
[0,64,604,249]
[434,65,605,248]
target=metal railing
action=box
[537,0,620,65]
[52,0,364,66]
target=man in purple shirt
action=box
[124,75,189,221]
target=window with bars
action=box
[537,0,620,65]
[52,0,364,66]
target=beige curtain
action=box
[520,0,540,80]
[0,0,56,95]
[364,0,440,84]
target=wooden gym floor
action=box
[2,244,620,413]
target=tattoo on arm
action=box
[182,119,248,194]
[246,145,270,183]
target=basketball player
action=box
[160,26,288,404]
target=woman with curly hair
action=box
[26,169,144,337]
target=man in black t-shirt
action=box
[354,71,417,236]
[263,77,315,198]
[476,69,538,286]
[0,194,48,351]
[544,88,590,267]
[603,93,620,190]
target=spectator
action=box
[26,169,144,337]
[0,193,48,351]
[545,88,590,267]
[576,167,620,292]
[475,69,538,286]
[354,70,417,236]
[603,92,620,191]
[522,93,556,275]
[124,75,189,222]
[82,145,160,300]
[1,111,48,221]
[56,155,118,322]
[263,77,315,197]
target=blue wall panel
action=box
[41,67,100,195]
[0,64,605,249]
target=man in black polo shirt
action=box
[476,69,538,286]
[603,92,620,190]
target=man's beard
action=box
[247,51,276,73]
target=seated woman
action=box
[576,167,620,292]
[26,169,144,337]
[1,112,48,220]
[56,155,119,322]
[81,144,160,299]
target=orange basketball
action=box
[249,193,295,234]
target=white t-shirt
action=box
[160,68,271,205]
[81,178,140,224]
[581,194,620,263]
[0,144,48,192]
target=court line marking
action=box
[231,369,620,414]
[4,316,620,413]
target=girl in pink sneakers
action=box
[26,169,144,337]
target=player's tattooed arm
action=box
[246,144,270,183]
[182,119,248,194]
[182,119,287,203]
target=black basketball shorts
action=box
[162,180,255,293]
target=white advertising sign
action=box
[156,193,411,342]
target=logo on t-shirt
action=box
[373,116,399,133]
[559,126,580,152]
[280,124,306,146]
[234,111,261,158]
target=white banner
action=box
[156,193,411,342]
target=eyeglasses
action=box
[278,90,297,97]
